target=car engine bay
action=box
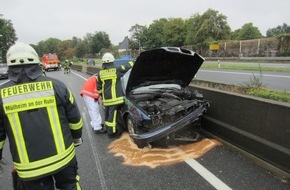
[129,86,208,131]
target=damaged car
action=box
[0,63,8,79]
[119,47,210,148]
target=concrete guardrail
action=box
[191,84,290,177]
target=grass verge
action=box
[246,88,290,103]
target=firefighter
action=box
[0,43,83,190]
[97,53,129,138]
[80,74,106,133]
[64,59,70,74]
[39,62,46,76]
[41,66,46,76]
[68,61,73,72]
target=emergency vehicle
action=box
[42,53,60,71]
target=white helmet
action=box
[6,42,40,66]
[102,53,115,63]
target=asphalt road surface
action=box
[196,69,290,91]
[0,69,290,190]
[197,62,290,91]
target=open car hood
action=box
[126,47,204,94]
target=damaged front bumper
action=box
[131,105,208,148]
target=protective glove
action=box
[73,138,83,147]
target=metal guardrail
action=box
[240,57,290,61]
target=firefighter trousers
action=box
[104,105,123,137]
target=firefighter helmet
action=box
[6,42,40,66]
[102,53,115,63]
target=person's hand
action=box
[98,96,102,104]
[73,138,83,147]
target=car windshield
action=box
[121,68,131,94]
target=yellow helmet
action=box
[6,42,40,66]
[102,53,115,63]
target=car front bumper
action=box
[130,105,208,148]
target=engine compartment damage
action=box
[125,86,210,148]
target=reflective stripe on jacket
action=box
[0,79,83,180]
[80,76,99,99]
[98,66,124,106]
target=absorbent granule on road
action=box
[108,133,221,168]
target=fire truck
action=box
[42,53,60,71]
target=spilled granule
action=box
[108,133,221,168]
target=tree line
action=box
[1,9,290,62]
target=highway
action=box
[0,69,290,190]
[196,69,290,91]
[197,62,290,91]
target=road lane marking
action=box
[199,70,290,79]
[185,159,232,190]
[82,112,108,190]
[0,80,10,85]
[72,71,88,81]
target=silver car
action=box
[0,64,8,79]
[119,47,210,148]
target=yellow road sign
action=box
[210,44,220,50]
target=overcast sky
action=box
[1,0,290,45]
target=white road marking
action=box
[82,112,108,190]
[0,80,10,85]
[72,71,88,81]
[185,159,232,190]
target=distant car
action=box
[119,47,210,148]
[114,54,134,67]
[0,64,8,79]
[87,59,95,66]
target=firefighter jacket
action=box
[80,76,99,99]
[127,60,134,68]
[97,62,129,106]
[63,61,70,70]
[0,75,83,180]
